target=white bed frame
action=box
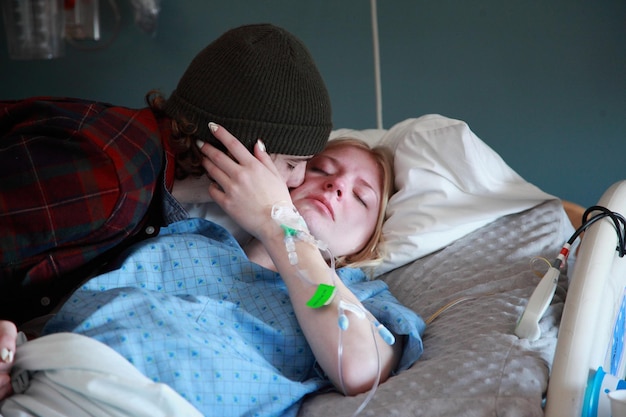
[546,180,626,417]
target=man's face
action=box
[270,154,313,188]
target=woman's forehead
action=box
[317,145,376,166]
[313,147,382,186]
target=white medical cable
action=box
[515,205,626,341]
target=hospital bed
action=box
[298,114,626,417]
[3,114,624,417]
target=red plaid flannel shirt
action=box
[0,97,175,321]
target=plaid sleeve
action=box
[0,97,165,320]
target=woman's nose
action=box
[325,181,343,197]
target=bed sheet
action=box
[0,333,203,417]
[299,198,576,416]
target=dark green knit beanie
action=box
[164,23,332,156]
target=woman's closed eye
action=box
[307,156,335,175]
[354,192,368,207]
[310,167,328,175]
[355,183,380,209]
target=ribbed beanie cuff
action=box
[164,24,332,156]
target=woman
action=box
[0,125,425,417]
[0,23,332,324]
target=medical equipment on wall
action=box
[1,0,159,60]
[1,0,65,59]
[65,0,101,42]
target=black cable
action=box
[567,205,626,257]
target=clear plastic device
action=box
[1,0,65,60]
[64,0,100,41]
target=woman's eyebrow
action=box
[307,154,334,167]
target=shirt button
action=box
[40,297,51,307]
[145,225,156,235]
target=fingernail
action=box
[208,122,218,133]
[196,140,204,149]
[1,347,13,363]
[257,139,266,153]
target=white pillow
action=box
[332,114,556,276]
[329,127,387,147]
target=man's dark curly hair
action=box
[146,90,205,181]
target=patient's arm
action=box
[0,320,18,400]
[198,123,401,395]
[261,235,403,395]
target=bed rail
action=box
[545,180,626,417]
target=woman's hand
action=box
[197,124,400,394]
[196,123,292,240]
[0,320,18,400]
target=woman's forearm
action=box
[261,230,400,395]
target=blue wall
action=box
[1,1,624,207]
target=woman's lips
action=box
[308,196,334,220]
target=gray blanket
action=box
[300,199,575,417]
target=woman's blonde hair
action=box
[325,138,395,272]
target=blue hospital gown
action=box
[43,219,425,417]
